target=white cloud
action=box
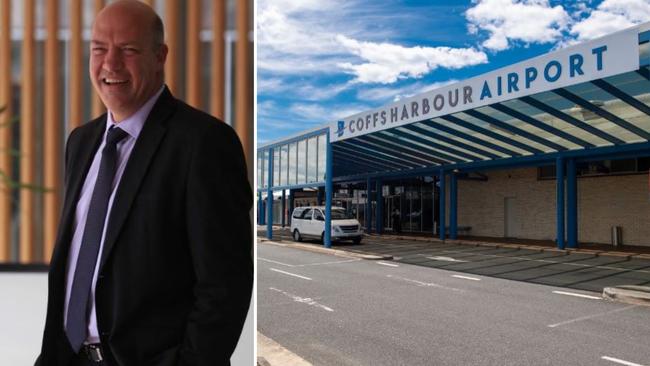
[570,0,650,41]
[355,80,459,102]
[466,0,570,51]
[336,35,487,84]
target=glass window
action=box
[288,142,297,185]
[317,134,326,182]
[261,150,268,188]
[301,208,312,219]
[280,145,289,187]
[297,140,307,184]
[314,209,324,221]
[257,154,262,188]
[273,149,280,187]
[307,136,318,183]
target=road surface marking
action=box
[552,290,601,300]
[269,287,333,312]
[437,249,650,274]
[297,259,361,267]
[259,257,295,267]
[387,275,463,292]
[269,268,312,281]
[377,261,399,267]
[452,275,481,281]
[602,356,646,366]
[427,256,468,263]
[547,305,638,328]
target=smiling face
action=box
[90,1,167,122]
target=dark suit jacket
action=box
[36,87,253,366]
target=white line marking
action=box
[427,256,468,263]
[552,290,601,300]
[547,305,638,328]
[259,257,294,267]
[387,275,464,292]
[269,268,312,281]
[602,356,646,366]
[377,261,399,267]
[269,287,333,312]
[452,275,481,281]
[297,259,361,267]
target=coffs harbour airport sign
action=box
[330,26,641,142]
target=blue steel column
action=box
[324,132,333,248]
[567,158,577,248]
[439,169,446,240]
[556,156,565,249]
[376,179,383,234]
[281,189,286,227]
[366,177,372,234]
[257,191,264,225]
[266,148,274,239]
[450,173,458,239]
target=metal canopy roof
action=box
[332,65,650,180]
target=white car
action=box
[290,206,363,244]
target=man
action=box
[36,1,252,365]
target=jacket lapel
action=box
[98,88,177,271]
[50,118,106,270]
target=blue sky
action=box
[257,0,650,145]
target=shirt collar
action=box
[105,85,165,139]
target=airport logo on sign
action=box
[336,120,346,137]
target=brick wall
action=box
[456,167,650,247]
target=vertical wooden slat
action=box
[69,0,82,131]
[235,0,251,163]
[185,0,201,108]
[141,0,154,6]
[43,0,61,263]
[0,0,12,262]
[20,0,35,263]
[164,0,179,95]
[211,0,225,120]
[91,0,105,118]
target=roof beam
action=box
[397,125,496,160]
[367,132,462,163]
[424,120,520,157]
[440,114,543,154]
[335,142,417,170]
[464,109,567,151]
[519,96,625,145]
[490,103,594,148]
[591,79,650,119]
[363,134,452,165]
[554,88,650,141]
[343,139,431,167]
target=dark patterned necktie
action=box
[66,126,128,352]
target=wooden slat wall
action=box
[0,0,12,262]
[211,0,226,120]
[20,0,35,263]
[69,0,83,131]
[235,0,251,164]
[164,0,180,95]
[43,0,61,263]
[185,0,201,108]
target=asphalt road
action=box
[258,241,650,366]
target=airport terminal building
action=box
[258,22,650,249]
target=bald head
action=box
[89,0,168,122]
[94,0,164,51]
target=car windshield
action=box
[331,209,353,220]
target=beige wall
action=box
[456,167,650,247]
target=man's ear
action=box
[157,44,168,67]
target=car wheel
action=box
[293,229,302,242]
[353,237,362,245]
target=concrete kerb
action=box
[603,285,650,307]
[257,332,312,366]
[259,239,393,260]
